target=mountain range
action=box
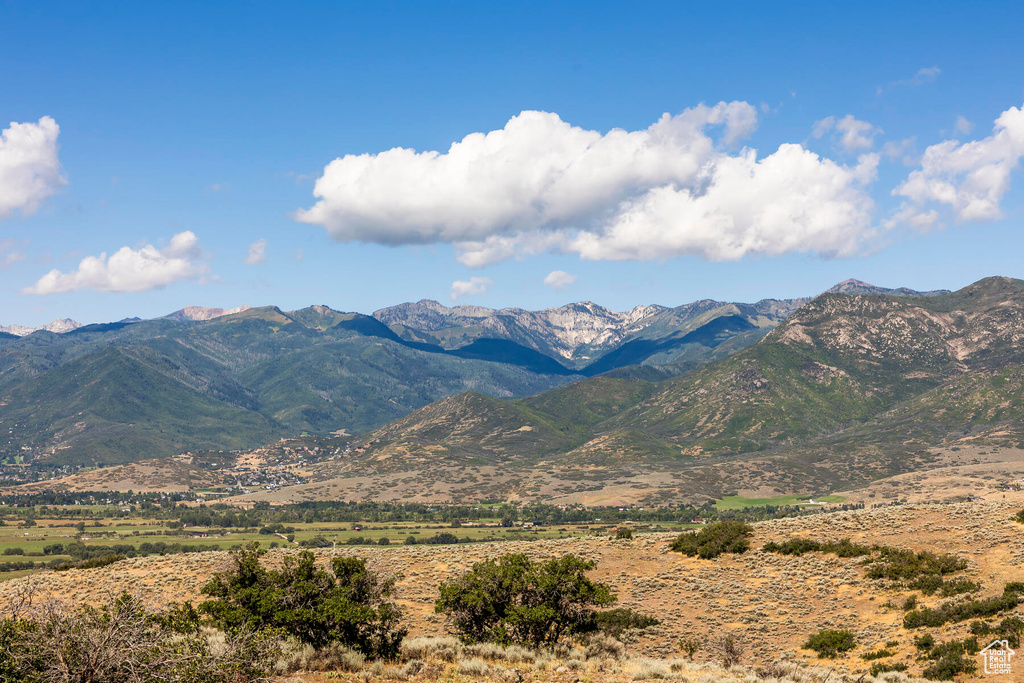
[0,278,958,468]
[269,276,1024,504]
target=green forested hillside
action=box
[346,277,1024,477]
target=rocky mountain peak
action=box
[0,318,82,336]
[163,305,251,322]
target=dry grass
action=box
[2,501,1020,681]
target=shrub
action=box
[1014,509,1024,524]
[3,592,277,683]
[584,632,626,660]
[761,537,870,557]
[424,532,460,545]
[435,553,615,647]
[865,547,967,582]
[861,646,896,660]
[200,542,406,658]
[920,638,978,680]
[400,636,463,662]
[615,528,633,540]
[968,616,1024,648]
[670,521,753,559]
[276,641,365,673]
[803,629,856,658]
[903,589,1021,629]
[377,537,390,546]
[678,637,701,660]
[913,633,935,652]
[53,554,126,572]
[870,661,908,676]
[456,657,490,675]
[592,607,659,638]
[709,632,745,667]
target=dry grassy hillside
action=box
[3,502,1021,682]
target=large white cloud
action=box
[0,116,66,220]
[893,103,1024,224]
[296,105,880,266]
[23,231,207,295]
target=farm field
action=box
[0,511,702,581]
[713,494,846,510]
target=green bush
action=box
[903,586,1021,629]
[1014,509,1024,524]
[803,629,856,658]
[969,615,1024,648]
[200,542,406,658]
[435,553,615,647]
[919,637,979,680]
[53,554,126,572]
[670,521,753,559]
[591,607,659,637]
[869,661,908,676]
[761,537,870,557]
[866,547,967,582]
[615,528,633,540]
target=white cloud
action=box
[0,239,27,268]
[0,116,66,221]
[23,231,208,295]
[882,137,916,164]
[882,66,941,93]
[245,238,267,265]
[451,276,493,301]
[543,270,577,290]
[955,116,974,135]
[893,102,1024,224]
[812,115,880,152]
[908,66,941,85]
[298,105,880,266]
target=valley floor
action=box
[3,501,1021,681]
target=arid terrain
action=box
[4,500,1020,682]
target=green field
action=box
[714,494,845,510]
[0,513,697,580]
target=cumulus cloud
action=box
[451,276,492,301]
[23,231,208,295]
[245,238,267,265]
[297,105,880,266]
[543,270,577,290]
[812,115,880,152]
[892,102,1024,225]
[955,116,974,135]
[0,116,66,221]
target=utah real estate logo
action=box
[981,639,1014,676]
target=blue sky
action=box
[1,1,1023,326]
